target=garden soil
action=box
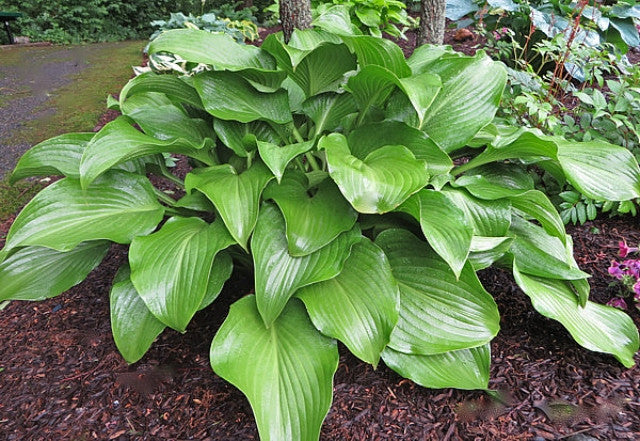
[1,28,640,441]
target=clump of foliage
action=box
[489,19,640,224]
[266,0,417,39]
[315,0,417,38]
[2,7,640,439]
[0,0,201,43]
[208,1,260,23]
[149,11,259,44]
[447,0,640,59]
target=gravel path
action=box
[0,44,99,179]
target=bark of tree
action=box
[280,0,312,42]
[418,0,446,45]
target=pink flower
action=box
[634,281,640,301]
[608,261,624,279]
[618,241,638,258]
[607,297,627,310]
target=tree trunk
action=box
[418,0,446,45]
[280,0,312,42]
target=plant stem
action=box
[291,124,305,144]
[162,170,185,188]
[305,153,321,171]
[155,188,177,206]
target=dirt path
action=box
[0,41,142,180]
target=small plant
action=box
[315,0,417,38]
[607,241,640,311]
[1,9,639,440]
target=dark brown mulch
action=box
[1,213,639,441]
[2,27,640,441]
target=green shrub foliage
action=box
[0,0,200,43]
[2,7,640,440]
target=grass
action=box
[0,177,44,222]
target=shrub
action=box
[2,7,640,440]
[0,0,200,43]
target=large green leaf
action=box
[508,217,588,281]
[79,116,210,188]
[312,4,358,36]
[468,236,513,270]
[214,119,282,157]
[441,187,511,237]
[348,65,442,130]
[296,239,399,366]
[301,92,358,136]
[609,17,640,48]
[421,53,506,152]
[5,171,164,252]
[210,296,339,441]
[347,122,453,177]
[513,265,639,368]
[198,252,234,310]
[121,92,214,144]
[193,71,292,124]
[320,133,429,214]
[453,172,566,243]
[119,71,203,109]
[264,173,357,255]
[287,43,356,97]
[382,344,491,390]
[110,265,166,363]
[0,241,109,301]
[11,133,94,183]
[342,35,411,77]
[398,190,473,278]
[149,28,277,71]
[257,140,314,183]
[345,65,396,117]
[252,204,360,326]
[129,217,235,332]
[377,229,500,355]
[185,161,274,249]
[556,140,640,201]
[456,129,557,174]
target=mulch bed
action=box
[2,26,640,441]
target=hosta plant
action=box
[2,9,640,440]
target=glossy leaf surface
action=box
[297,239,399,366]
[264,173,357,255]
[321,133,429,214]
[5,171,164,252]
[210,296,339,441]
[252,204,360,326]
[514,265,639,368]
[382,344,491,390]
[377,229,500,355]
[129,217,235,331]
[185,162,274,249]
[110,265,166,363]
[0,241,109,301]
[398,190,473,278]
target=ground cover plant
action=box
[472,1,640,224]
[1,7,640,440]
